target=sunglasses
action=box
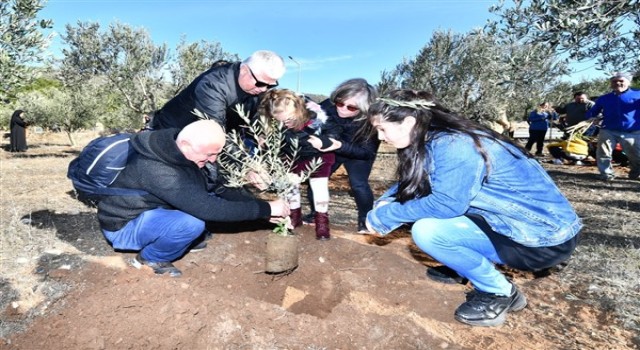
[247,66,278,89]
[335,102,359,112]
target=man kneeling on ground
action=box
[97,120,290,277]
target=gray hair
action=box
[330,78,378,114]
[243,50,286,80]
[610,71,633,82]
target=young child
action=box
[259,89,335,240]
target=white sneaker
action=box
[575,161,584,166]
[552,159,563,165]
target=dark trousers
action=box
[467,214,579,271]
[308,155,376,224]
[525,129,547,155]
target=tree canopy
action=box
[378,29,568,123]
[60,21,169,116]
[489,0,640,74]
[0,0,53,102]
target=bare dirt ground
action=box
[1,131,639,350]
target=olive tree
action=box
[379,29,568,124]
[0,0,53,102]
[59,21,238,129]
[17,78,109,145]
[59,21,169,121]
[168,35,239,96]
[488,0,640,74]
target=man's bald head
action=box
[177,120,226,168]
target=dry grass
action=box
[1,131,99,318]
[547,168,640,334]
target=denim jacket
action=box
[367,132,582,247]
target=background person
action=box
[151,50,285,131]
[9,109,28,152]
[98,120,290,277]
[560,91,595,129]
[525,102,558,156]
[584,72,640,181]
[304,78,379,233]
[364,89,581,327]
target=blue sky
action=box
[39,0,601,95]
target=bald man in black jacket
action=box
[98,120,289,277]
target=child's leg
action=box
[288,183,302,227]
[310,177,330,240]
[309,177,329,213]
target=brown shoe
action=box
[315,212,330,240]
[290,208,303,228]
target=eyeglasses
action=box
[335,102,359,112]
[247,66,278,89]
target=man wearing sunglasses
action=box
[584,72,640,181]
[151,50,285,131]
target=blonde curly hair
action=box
[258,89,309,131]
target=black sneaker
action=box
[302,211,315,225]
[454,284,527,327]
[426,265,468,285]
[130,254,182,277]
[356,220,369,234]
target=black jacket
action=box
[320,100,380,160]
[152,62,259,131]
[281,109,333,160]
[97,129,271,231]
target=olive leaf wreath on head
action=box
[377,98,435,110]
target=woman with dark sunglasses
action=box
[304,78,379,233]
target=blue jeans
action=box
[411,216,513,295]
[596,129,640,176]
[102,208,205,262]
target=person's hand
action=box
[374,199,392,209]
[269,199,291,224]
[305,100,322,113]
[246,170,270,191]
[256,136,267,148]
[318,138,342,152]
[268,198,290,218]
[308,136,342,152]
[307,135,323,149]
[362,220,385,237]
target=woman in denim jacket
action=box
[365,90,581,327]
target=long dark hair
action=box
[367,89,530,203]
